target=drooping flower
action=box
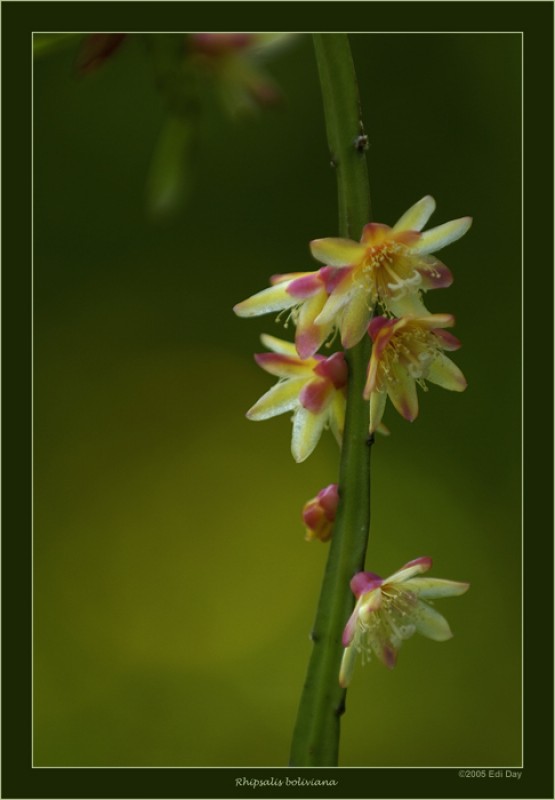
[310,196,472,349]
[364,313,467,433]
[339,557,469,687]
[234,197,471,357]
[246,335,347,462]
[303,483,339,542]
[189,33,295,114]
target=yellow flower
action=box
[364,314,467,432]
[234,197,471,356]
[310,196,472,349]
[246,335,347,462]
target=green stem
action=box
[289,34,373,767]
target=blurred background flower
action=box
[33,32,521,766]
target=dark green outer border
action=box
[2,2,553,798]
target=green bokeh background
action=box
[33,33,522,767]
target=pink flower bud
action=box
[303,484,339,542]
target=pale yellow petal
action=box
[246,378,304,420]
[387,362,419,421]
[369,390,387,434]
[291,406,326,463]
[426,353,467,391]
[315,286,353,327]
[233,282,297,317]
[392,195,436,233]
[259,334,299,357]
[310,237,366,267]
[404,577,470,599]
[386,557,432,584]
[295,291,334,357]
[339,645,358,688]
[413,601,453,641]
[339,287,373,349]
[387,291,429,318]
[411,216,472,255]
[328,391,346,445]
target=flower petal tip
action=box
[383,646,397,669]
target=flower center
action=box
[358,241,422,303]
[377,327,436,388]
[355,586,418,663]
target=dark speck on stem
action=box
[334,696,346,718]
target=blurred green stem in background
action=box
[141,34,202,220]
[289,34,373,767]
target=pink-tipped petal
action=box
[310,237,365,267]
[295,291,332,358]
[387,557,433,584]
[426,353,467,391]
[253,352,307,378]
[412,216,472,255]
[433,328,461,351]
[392,195,436,233]
[287,273,325,299]
[233,282,297,317]
[246,377,305,421]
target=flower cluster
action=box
[235,196,470,443]
[339,557,469,686]
[235,198,470,682]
